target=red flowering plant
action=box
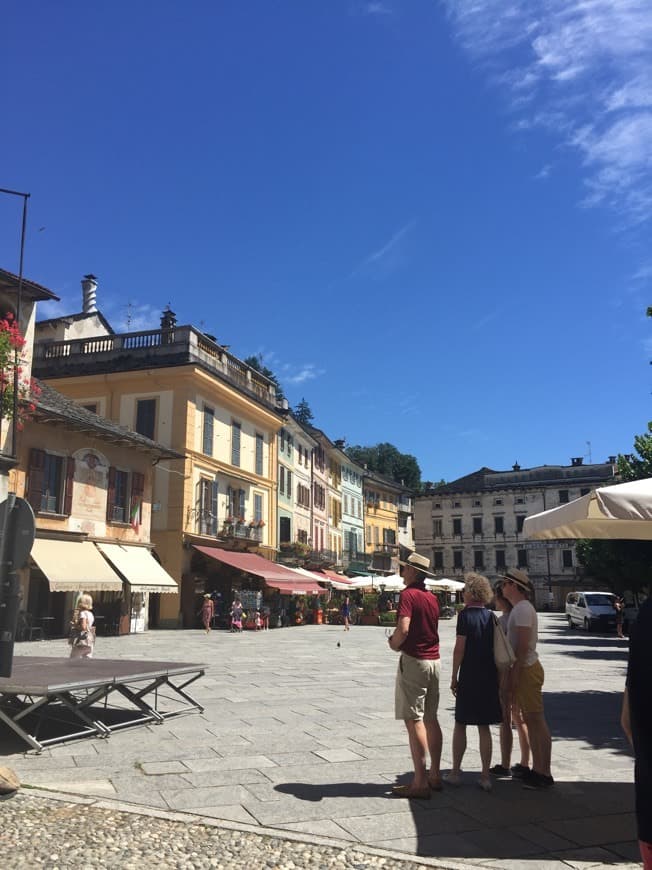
[0,312,39,430]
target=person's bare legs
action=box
[516,717,531,768]
[451,722,467,774]
[523,711,551,777]
[405,719,429,789]
[478,724,492,783]
[425,718,442,784]
[499,716,513,768]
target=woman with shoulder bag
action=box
[447,573,502,792]
[489,583,531,779]
[69,593,96,659]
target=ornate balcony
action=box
[33,325,283,413]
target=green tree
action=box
[293,398,314,426]
[345,442,421,491]
[244,354,285,401]
[575,422,652,594]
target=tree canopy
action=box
[575,422,652,595]
[345,442,421,491]
[293,398,314,426]
[244,354,285,401]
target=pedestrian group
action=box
[387,554,553,798]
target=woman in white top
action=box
[490,582,531,779]
[69,592,96,659]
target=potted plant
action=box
[360,592,380,626]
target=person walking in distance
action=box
[342,596,351,631]
[68,593,96,659]
[388,552,443,799]
[502,569,553,789]
[201,594,214,635]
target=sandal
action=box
[428,775,443,792]
[391,784,431,800]
[443,771,462,786]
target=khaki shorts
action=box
[395,653,441,720]
[515,660,545,715]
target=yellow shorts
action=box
[515,660,545,715]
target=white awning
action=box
[31,539,124,592]
[96,543,178,593]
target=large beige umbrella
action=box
[523,478,652,541]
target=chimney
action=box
[81,274,98,313]
[333,439,346,449]
[608,455,616,464]
[571,457,583,467]
[160,305,177,331]
[512,462,521,471]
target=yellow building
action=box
[34,289,285,627]
[363,471,402,574]
[12,380,181,638]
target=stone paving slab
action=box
[1,615,639,868]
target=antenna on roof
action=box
[585,441,592,464]
[125,302,135,330]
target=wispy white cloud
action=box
[534,163,552,180]
[441,0,652,226]
[359,1,392,15]
[112,301,159,332]
[283,363,324,385]
[346,219,416,281]
[632,264,652,281]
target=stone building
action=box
[414,458,617,606]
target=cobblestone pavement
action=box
[0,615,642,869]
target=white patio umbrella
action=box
[426,578,466,592]
[523,478,652,541]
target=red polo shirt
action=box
[397,581,440,659]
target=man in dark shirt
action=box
[621,597,652,869]
[388,552,442,799]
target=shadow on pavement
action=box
[545,689,631,749]
[274,781,390,802]
[561,649,629,661]
[275,778,637,863]
[541,636,627,647]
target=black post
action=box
[0,494,20,677]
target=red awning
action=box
[193,546,319,586]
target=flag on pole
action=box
[130,497,141,532]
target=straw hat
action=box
[398,552,435,578]
[501,568,532,594]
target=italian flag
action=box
[130,498,141,532]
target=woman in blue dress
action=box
[446,573,502,792]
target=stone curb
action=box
[23,786,474,870]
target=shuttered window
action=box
[255,433,264,475]
[27,451,74,516]
[135,399,156,440]
[203,406,214,456]
[231,421,241,466]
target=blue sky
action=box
[2,1,651,483]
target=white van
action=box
[565,591,617,632]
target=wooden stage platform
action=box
[0,656,206,752]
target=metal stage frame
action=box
[0,657,206,752]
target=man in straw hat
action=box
[388,552,443,799]
[502,568,553,790]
